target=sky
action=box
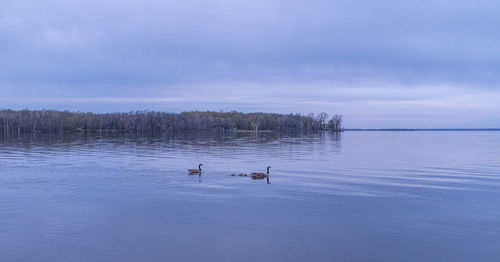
[1,0,500,128]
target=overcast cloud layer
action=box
[1,0,500,128]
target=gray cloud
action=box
[1,0,500,127]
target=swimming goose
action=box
[231,173,248,177]
[251,166,271,179]
[188,163,203,174]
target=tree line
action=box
[0,109,342,136]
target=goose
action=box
[231,173,248,177]
[188,163,203,174]
[251,166,271,179]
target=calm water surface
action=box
[1,131,499,261]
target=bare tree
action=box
[317,112,329,130]
[330,115,343,131]
[0,109,344,135]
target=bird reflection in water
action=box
[188,173,202,183]
[252,176,270,184]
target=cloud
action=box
[1,0,500,127]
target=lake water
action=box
[1,131,499,261]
